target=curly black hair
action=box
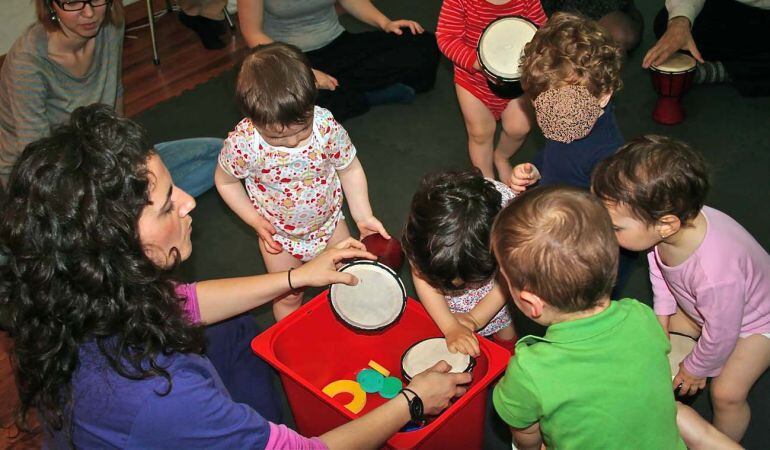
[0,104,205,435]
[402,170,503,294]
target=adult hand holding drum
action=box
[477,16,538,99]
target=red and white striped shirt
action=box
[436,0,547,73]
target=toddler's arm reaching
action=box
[214,165,282,253]
[509,163,541,193]
[413,271,480,357]
[338,157,390,239]
[462,282,509,332]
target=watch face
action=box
[409,395,424,420]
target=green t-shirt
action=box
[493,299,685,450]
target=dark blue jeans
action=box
[204,313,283,423]
[156,137,222,197]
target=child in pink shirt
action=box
[592,135,770,443]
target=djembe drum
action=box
[401,337,475,382]
[329,260,406,332]
[650,53,697,125]
[477,16,538,99]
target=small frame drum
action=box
[650,53,697,125]
[401,337,475,382]
[668,332,697,379]
[477,16,538,99]
[329,260,407,332]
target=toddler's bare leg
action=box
[676,402,741,449]
[325,219,352,246]
[456,85,497,179]
[259,242,303,322]
[495,323,517,341]
[496,97,532,185]
[710,334,770,441]
[668,308,702,337]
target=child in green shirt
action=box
[490,185,684,450]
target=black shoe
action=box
[179,11,226,50]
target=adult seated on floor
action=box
[643,0,770,97]
[0,0,221,196]
[178,0,229,50]
[237,0,440,121]
[540,0,643,51]
[0,0,274,419]
[0,104,470,449]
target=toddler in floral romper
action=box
[216,43,388,321]
[402,170,517,355]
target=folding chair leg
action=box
[146,0,160,64]
[223,8,236,30]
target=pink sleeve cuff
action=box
[266,423,328,450]
[174,282,201,324]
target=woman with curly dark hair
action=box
[0,104,469,448]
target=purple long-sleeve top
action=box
[649,206,770,377]
[44,283,328,449]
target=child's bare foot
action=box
[493,150,513,184]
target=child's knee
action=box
[501,117,530,139]
[711,382,747,408]
[275,290,303,307]
[465,121,496,144]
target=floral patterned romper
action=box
[219,107,356,261]
[444,180,515,336]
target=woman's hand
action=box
[312,69,339,90]
[292,238,376,288]
[673,363,707,397]
[406,361,472,415]
[356,216,391,240]
[642,16,703,68]
[382,19,424,35]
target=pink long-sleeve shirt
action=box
[649,206,770,377]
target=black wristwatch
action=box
[400,388,424,421]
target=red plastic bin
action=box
[251,290,511,449]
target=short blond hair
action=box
[520,12,623,99]
[492,186,618,312]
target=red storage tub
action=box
[251,290,511,449]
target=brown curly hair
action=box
[520,12,623,99]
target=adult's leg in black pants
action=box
[205,313,283,423]
[307,31,441,121]
[653,0,770,96]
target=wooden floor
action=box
[123,10,249,117]
[0,11,247,449]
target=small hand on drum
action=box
[312,69,339,91]
[673,362,706,396]
[446,324,480,357]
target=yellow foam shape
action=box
[322,380,367,414]
[368,360,391,377]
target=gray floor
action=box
[134,1,770,448]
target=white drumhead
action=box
[402,337,472,379]
[668,333,697,378]
[652,53,696,73]
[479,17,537,79]
[330,261,406,330]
